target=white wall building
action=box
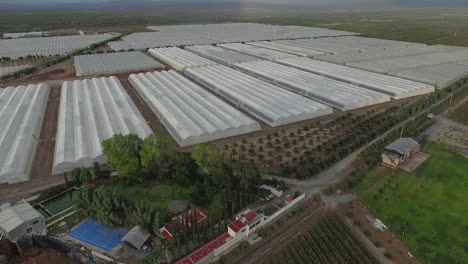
[0,202,46,243]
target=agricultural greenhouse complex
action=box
[149,47,217,71]
[129,70,261,147]
[0,22,467,186]
[0,34,117,60]
[184,45,261,66]
[73,51,164,76]
[218,43,298,61]
[0,84,49,184]
[52,76,152,175]
[185,65,333,126]
[234,60,391,110]
[277,57,435,98]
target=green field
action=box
[355,143,468,264]
[101,182,222,220]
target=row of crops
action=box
[270,216,379,264]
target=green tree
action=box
[102,134,144,181]
[134,201,155,232]
[152,211,160,234]
[79,168,92,183]
[93,162,102,179]
[237,164,261,191]
[140,134,176,180]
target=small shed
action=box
[0,202,45,243]
[382,138,420,169]
[121,226,150,249]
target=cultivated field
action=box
[268,215,378,264]
[355,143,468,264]
[448,101,468,125]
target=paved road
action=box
[266,86,468,195]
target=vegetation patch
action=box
[356,143,468,264]
[448,100,468,125]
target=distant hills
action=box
[2,0,468,12]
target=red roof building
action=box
[160,207,209,241]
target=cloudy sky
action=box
[1,0,467,7]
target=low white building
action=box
[0,202,45,243]
[228,209,264,238]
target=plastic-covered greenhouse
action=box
[73,51,164,76]
[277,57,435,99]
[218,43,297,61]
[235,60,390,111]
[0,84,50,184]
[52,76,152,175]
[0,65,33,77]
[129,70,261,147]
[185,65,333,127]
[148,47,217,71]
[247,41,325,57]
[184,45,261,66]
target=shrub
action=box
[256,227,269,238]
[239,241,251,251]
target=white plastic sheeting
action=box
[74,51,164,76]
[316,45,464,65]
[389,63,468,89]
[0,84,50,184]
[277,58,435,99]
[0,65,32,77]
[0,34,117,60]
[235,61,390,110]
[129,70,260,146]
[348,49,468,73]
[305,36,425,51]
[185,65,333,127]
[276,39,361,54]
[148,47,217,71]
[184,45,261,66]
[218,43,297,61]
[52,77,152,175]
[247,41,325,57]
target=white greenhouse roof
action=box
[389,63,468,89]
[0,65,32,77]
[275,39,362,54]
[234,60,390,111]
[316,45,464,65]
[309,36,425,51]
[0,83,50,184]
[0,34,118,60]
[148,47,217,71]
[52,76,152,175]
[129,70,260,147]
[247,41,326,57]
[348,48,468,73]
[218,43,297,61]
[277,58,435,99]
[74,51,164,76]
[184,45,261,66]
[185,65,333,127]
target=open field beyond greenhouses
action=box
[355,143,468,264]
[100,182,223,220]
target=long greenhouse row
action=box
[217,43,298,61]
[0,84,50,184]
[148,47,217,71]
[184,45,261,66]
[0,34,118,60]
[129,71,261,147]
[74,51,164,76]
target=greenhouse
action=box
[234,60,390,111]
[148,47,217,71]
[185,65,333,127]
[129,70,261,147]
[184,45,261,66]
[277,58,435,99]
[247,41,325,57]
[74,51,164,76]
[0,83,50,184]
[52,76,152,175]
[218,43,298,61]
[389,63,468,89]
[0,34,117,60]
[275,39,361,54]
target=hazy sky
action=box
[1,0,467,6]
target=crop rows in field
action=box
[270,216,379,264]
